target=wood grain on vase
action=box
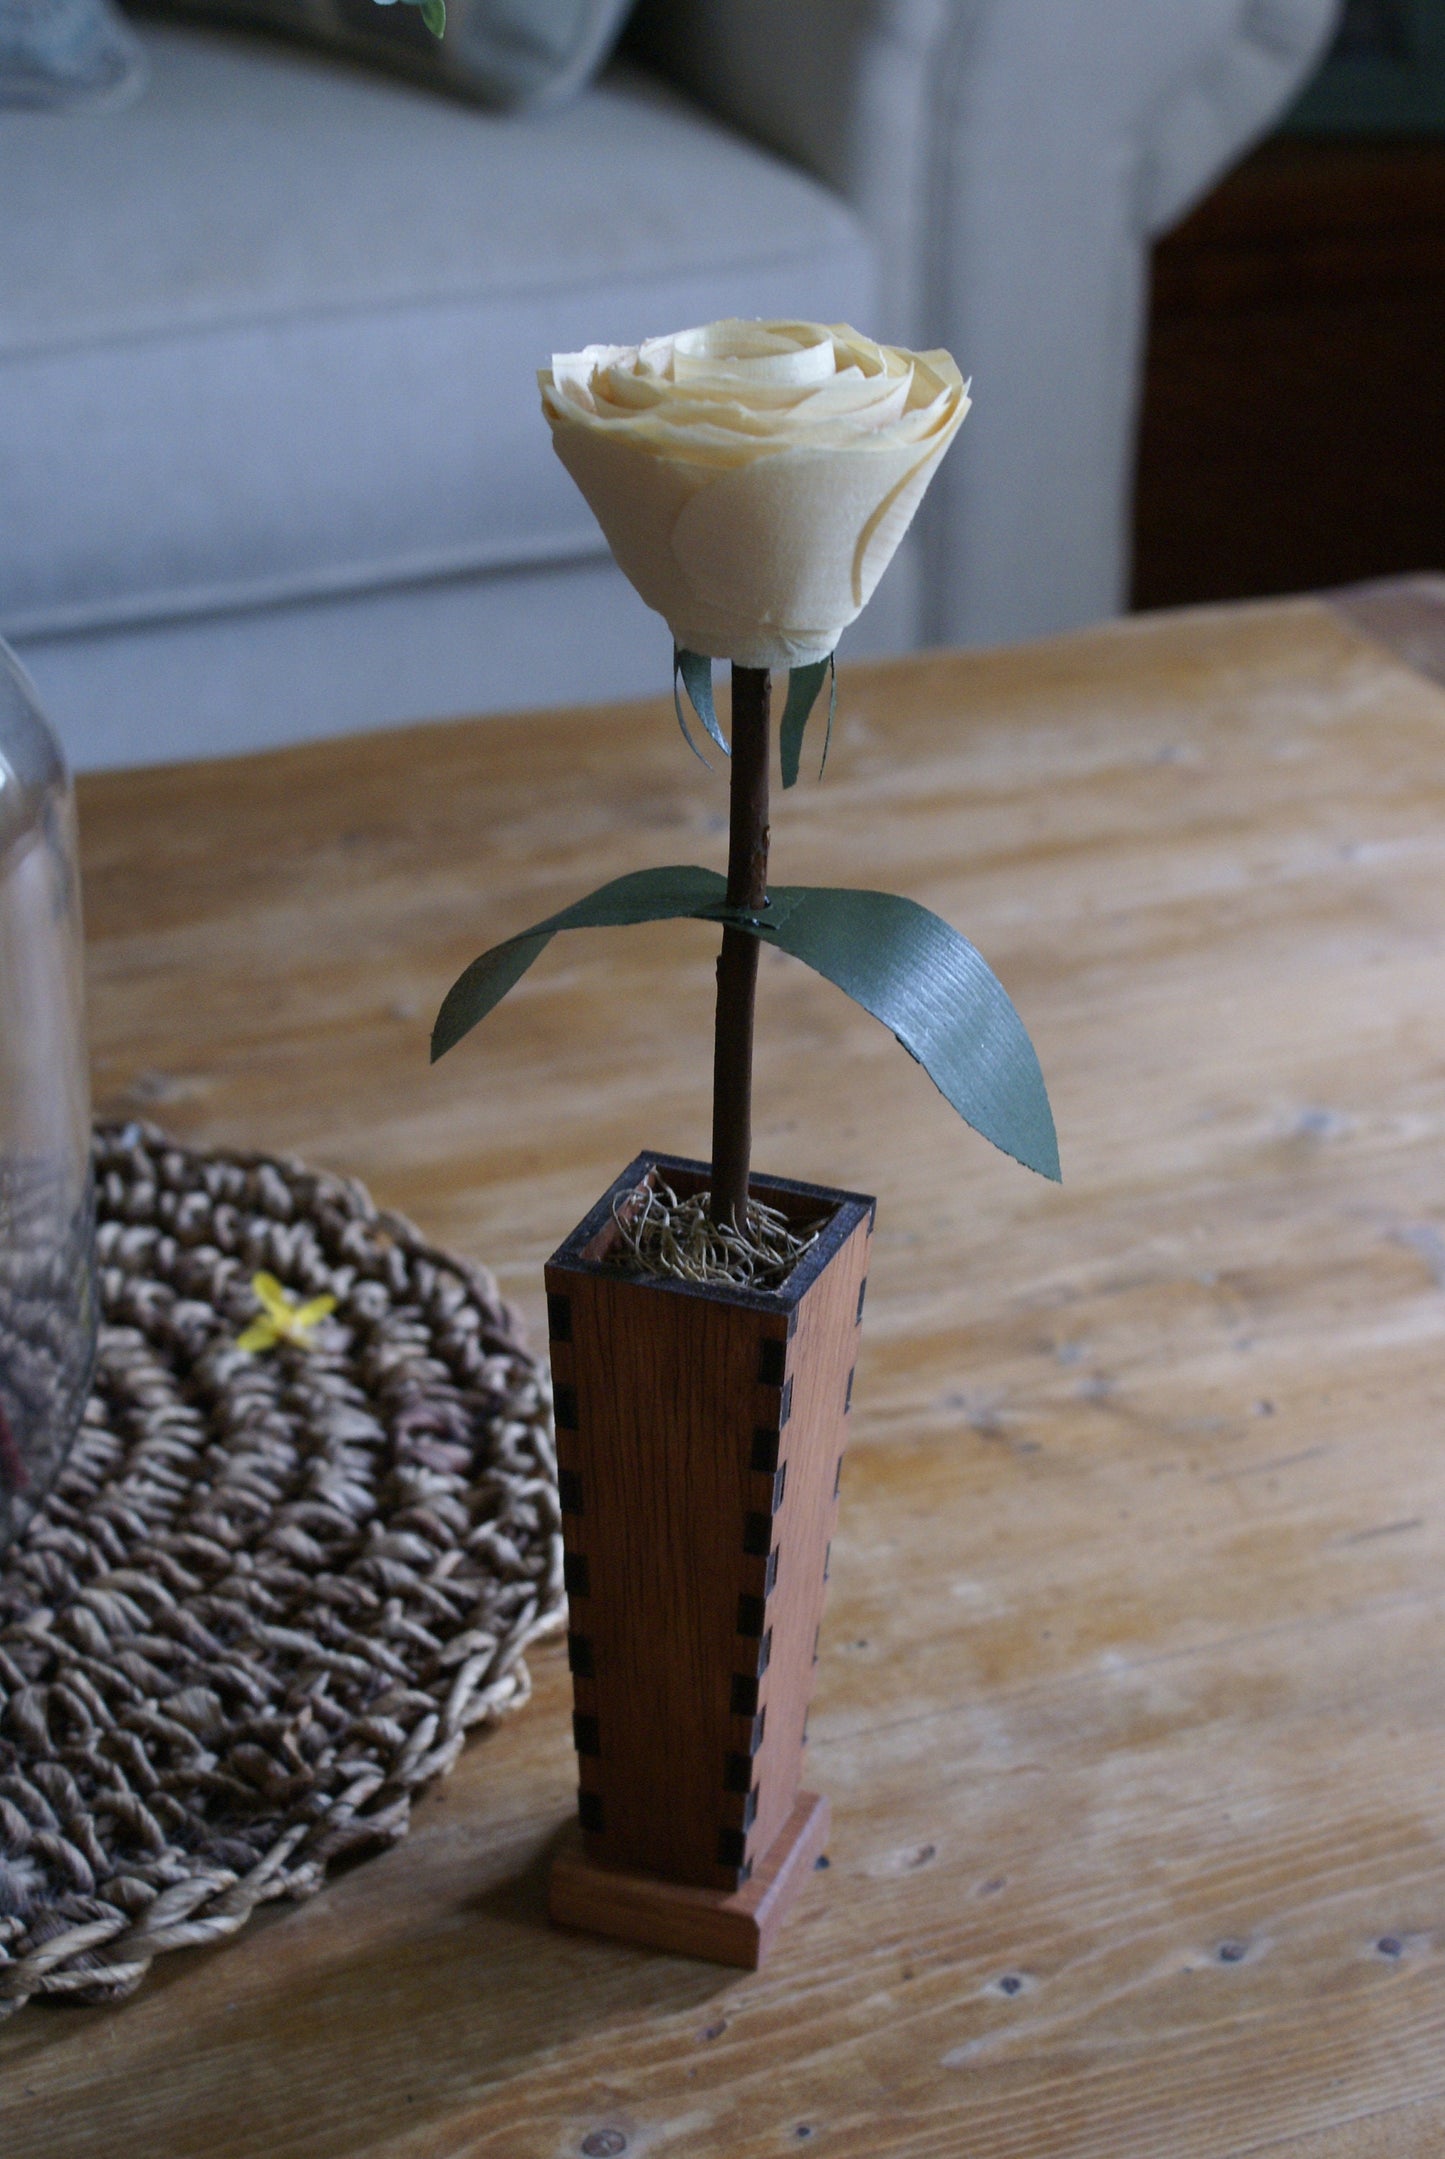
[544,1152,869,1951]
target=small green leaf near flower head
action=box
[675,648,731,759]
[780,655,835,788]
[420,0,445,35]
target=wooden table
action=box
[6,584,1445,2158]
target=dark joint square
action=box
[731,1672,759,1717]
[563,1551,590,1599]
[771,1461,788,1512]
[823,1542,832,1583]
[845,1366,855,1413]
[547,1292,572,1342]
[737,1591,767,1638]
[577,1789,604,1834]
[757,1337,787,1387]
[857,1276,868,1324]
[723,1751,754,1793]
[741,1787,758,1830]
[779,1376,794,1427]
[749,1706,767,1753]
[758,1626,773,1676]
[803,1711,810,1744]
[742,1511,773,1557]
[553,1382,579,1431]
[717,1826,749,1870]
[567,1631,594,1678]
[834,1453,844,1498]
[558,1467,583,1515]
[813,1623,821,1664]
[572,1712,601,1757]
[750,1425,780,1474]
[765,1548,779,1594]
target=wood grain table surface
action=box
[6,582,1445,2158]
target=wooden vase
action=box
[544,1150,874,1967]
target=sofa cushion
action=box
[142,0,632,112]
[0,23,875,646]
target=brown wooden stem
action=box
[710,665,771,1229]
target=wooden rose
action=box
[432,318,1058,1965]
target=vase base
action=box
[548,1790,830,1969]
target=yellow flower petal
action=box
[252,1272,290,1316]
[238,1275,336,1354]
[292,1294,337,1331]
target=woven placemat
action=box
[0,1122,562,2018]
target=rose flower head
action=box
[539,319,969,671]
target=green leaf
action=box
[420,0,445,33]
[432,866,726,1061]
[431,865,1058,1182]
[675,648,730,759]
[672,660,711,766]
[757,886,1059,1180]
[816,657,836,778]
[779,655,835,789]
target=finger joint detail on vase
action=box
[544,1152,873,1894]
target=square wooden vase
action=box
[544,1151,874,1968]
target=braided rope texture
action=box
[0,1122,563,2018]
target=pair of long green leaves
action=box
[432,652,1059,1182]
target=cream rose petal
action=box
[853,441,956,607]
[549,421,710,631]
[671,450,887,653]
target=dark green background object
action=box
[1284,0,1445,133]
